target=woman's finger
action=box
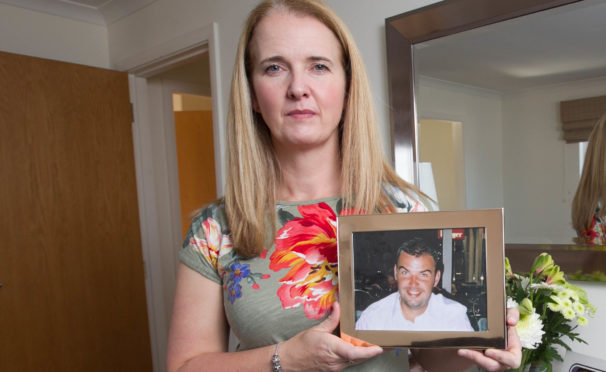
[457,349,502,371]
[506,307,519,326]
[503,322,522,367]
[334,342,383,362]
[312,302,341,334]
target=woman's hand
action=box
[457,307,522,371]
[280,302,383,371]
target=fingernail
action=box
[458,350,469,357]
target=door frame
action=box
[116,22,224,372]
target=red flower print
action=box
[581,215,606,244]
[270,203,339,319]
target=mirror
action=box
[386,0,606,246]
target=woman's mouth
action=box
[287,109,315,120]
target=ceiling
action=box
[0,0,157,25]
[414,0,606,92]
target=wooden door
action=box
[0,52,152,371]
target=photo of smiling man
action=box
[355,237,474,331]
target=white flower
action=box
[573,302,585,316]
[548,295,563,312]
[577,316,589,326]
[507,297,518,309]
[566,289,581,302]
[562,307,576,320]
[516,311,545,349]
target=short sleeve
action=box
[383,183,436,212]
[179,202,233,284]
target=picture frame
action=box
[337,209,506,348]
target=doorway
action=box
[127,24,224,371]
[418,118,466,211]
[147,49,217,340]
[172,92,217,238]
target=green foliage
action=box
[505,254,595,372]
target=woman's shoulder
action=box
[181,199,233,278]
[383,183,436,212]
[185,199,232,256]
[189,199,228,228]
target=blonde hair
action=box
[226,0,421,257]
[571,112,606,235]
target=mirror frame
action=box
[385,0,579,185]
[383,0,606,273]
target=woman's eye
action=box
[313,64,328,72]
[265,64,280,73]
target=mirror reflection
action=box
[412,0,606,244]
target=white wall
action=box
[0,3,109,68]
[502,77,606,244]
[108,0,440,162]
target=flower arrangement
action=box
[505,253,595,372]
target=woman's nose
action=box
[287,71,309,99]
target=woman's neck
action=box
[275,146,342,202]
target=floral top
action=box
[179,188,426,371]
[578,209,606,245]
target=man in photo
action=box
[355,236,474,331]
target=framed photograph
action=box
[337,209,506,348]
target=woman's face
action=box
[248,10,347,153]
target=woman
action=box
[572,112,606,244]
[166,1,521,371]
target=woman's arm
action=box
[166,263,383,372]
[166,263,230,371]
[412,308,522,372]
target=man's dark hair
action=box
[395,236,443,273]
